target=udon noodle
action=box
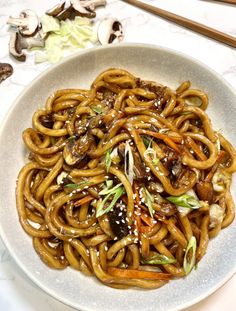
[16,68,236,289]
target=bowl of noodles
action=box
[0,43,235,311]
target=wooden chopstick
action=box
[122,0,236,48]
[210,0,236,4]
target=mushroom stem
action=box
[81,0,106,11]
[7,17,29,27]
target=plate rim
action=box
[0,42,236,311]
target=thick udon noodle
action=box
[16,68,236,289]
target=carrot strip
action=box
[185,136,207,161]
[140,225,153,233]
[137,129,182,143]
[134,212,141,233]
[137,129,181,153]
[107,267,171,280]
[141,212,155,227]
[74,195,94,207]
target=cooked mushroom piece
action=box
[196,180,214,203]
[108,204,129,239]
[63,133,93,165]
[7,9,40,36]
[97,18,124,45]
[0,63,13,83]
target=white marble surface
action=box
[0,0,236,310]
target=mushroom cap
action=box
[19,9,40,36]
[0,63,13,83]
[7,9,40,36]
[97,17,124,45]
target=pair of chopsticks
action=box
[121,0,236,48]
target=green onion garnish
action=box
[143,186,154,218]
[183,236,197,275]
[64,181,92,188]
[142,136,152,148]
[96,185,125,217]
[166,194,200,209]
[99,183,122,196]
[105,149,112,173]
[141,253,177,265]
[92,106,103,114]
[105,179,113,189]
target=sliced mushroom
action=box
[9,31,45,62]
[0,63,13,84]
[46,1,66,16]
[97,18,124,45]
[71,0,96,18]
[9,32,26,61]
[63,133,93,165]
[56,6,74,20]
[7,9,40,36]
[196,180,214,204]
[80,0,106,11]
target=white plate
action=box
[0,43,235,311]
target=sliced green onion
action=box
[64,181,92,188]
[166,194,200,209]
[183,236,197,275]
[96,186,125,217]
[99,183,122,195]
[124,141,134,185]
[142,136,152,148]
[105,180,113,189]
[110,147,120,164]
[105,149,112,173]
[152,158,159,165]
[92,106,103,114]
[143,186,154,218]
[141,253,176,265]
[144,147,159,165]
[67,135,77,141]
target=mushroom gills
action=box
[97,18,124,45]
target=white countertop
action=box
[0,0,236,310]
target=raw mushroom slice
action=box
[9,31,45,62]
[80,0,106,11]
[46,1,66,16]
[0,63,13,84]
[7,9,40,36]
[9,32,26,61]
[71,0,96,18]
[97,18,124,45]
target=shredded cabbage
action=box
[35,16,97,63]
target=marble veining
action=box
[0,0,236,310]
